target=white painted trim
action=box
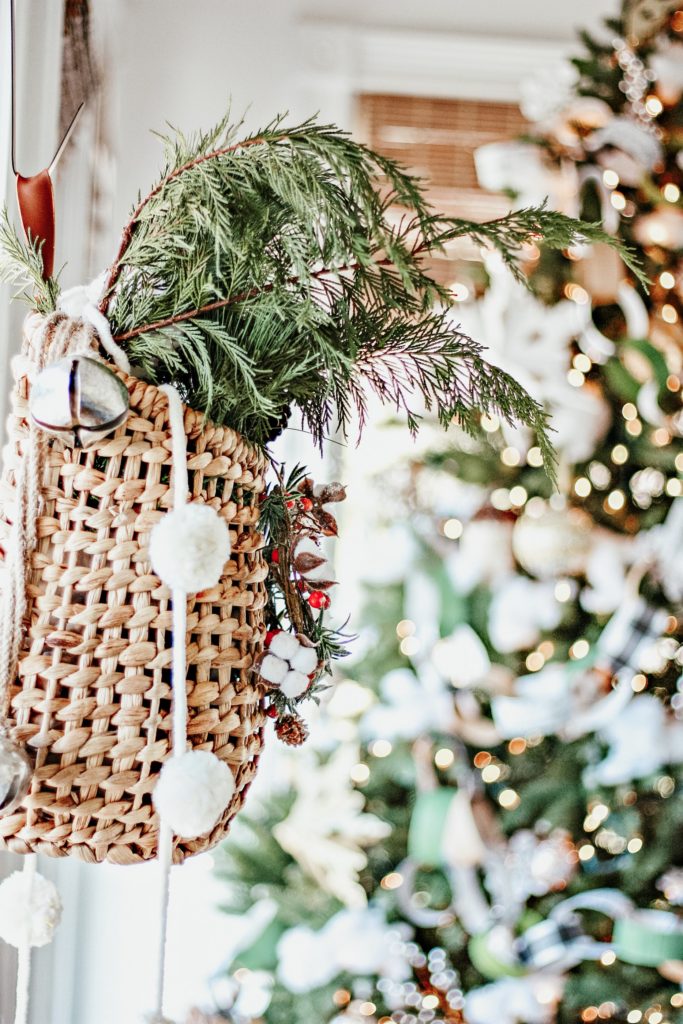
[298,21,571,103]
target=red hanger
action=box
[10,0,84,280]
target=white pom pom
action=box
[269,631,300,662]
[291,644,318,675]
[150,504,230,592]
[154,750,235,838]
[280,670,310,699]
[260,653,288,685]
[0,870,62,948]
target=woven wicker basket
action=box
[0,357,268,864]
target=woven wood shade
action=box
[357,93,527,283]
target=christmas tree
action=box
[206,6,683,1024]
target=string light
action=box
[568,368,585,387]
[645,95,664,116]
[662,303,679,324]
[578,844,595,861]
[434,748,455,769]
[527,446,544,467]
[400,635,420,657]
[396,619,416,638]
[666,478,682,496]
[499,788,520,809]
[481,764,501,783]
[627,1013,643,1023]
[381,872,404,890]
[481,413,500,432]
[628,837,643,853]
[589,462,611,488]
[351,763,370,784]
[611,444,629,464]
[509,485,528,507]
[575,477,592,497]
[564,283,590,304]
[652,428,671,446]
[632,674,648,692]
[622,402,638,421]
[570,639,590,659]
[603,169,620,188]
[626,418,642,436]
[611,191,627,211]
[526,651,545,671]
[508,738,527,755]
[600,950,617,966]
[473,751,492,769]
[443,518,463,539]
[370,739,393,758]
[573,353,592,372]
[663,182,680,202]
[491,488,512,511]
[450,282,470,302]
[606,490,626,511]
[501,446,521,466]
[555,580,572,602]
[660,270,676,289]
[359,1001,376,1016]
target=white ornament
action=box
[0,869,62,948]
[281,670,310,700]
[512,505,592,579]
[153,749,235,838]
[149,503,230,592]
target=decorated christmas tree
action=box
[210,5,683,1024]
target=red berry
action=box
[265,705,278,719]
[265,629,281,647]
[270,548,280,563]
[308,591,331,610]
[286,500,295,509]
[300,497,313,511]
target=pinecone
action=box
[275,713,309,746]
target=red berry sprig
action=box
[308,590,331,610]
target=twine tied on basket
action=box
[0,290,129,727]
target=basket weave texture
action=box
[0,357,268,864]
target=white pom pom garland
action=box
[281,670,310,699]
[153,750,235,838]
[0,868,62,948]
[150,503,230,592]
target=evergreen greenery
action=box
[1,114,642,469]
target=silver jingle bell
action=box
[29,355,129,448]
[0,733,32,815]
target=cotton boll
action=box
[259,654,288,685]
[280,671,310,700]
[291,644,318,675]
[150,503,230,592]
[269,632,300,662]
[154,750,234,838]
[0,870,62,948]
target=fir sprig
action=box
[0,115,641,472]
[0,210,59,313]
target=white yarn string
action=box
[13,854,37,1024]
[151,384,190,1023]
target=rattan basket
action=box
[0,357,268,864]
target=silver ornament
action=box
[0,733,32,815]
[29,356,129,448]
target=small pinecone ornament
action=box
[275,713,309,747]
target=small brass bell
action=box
[0,734,32,816]
[29,355,129,448]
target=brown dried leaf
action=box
[315,482,347,504]
[294,551,327,574]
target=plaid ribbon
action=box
[596,596,668,679]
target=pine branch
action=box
[0,209,59,313]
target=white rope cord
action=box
[151,385,190,1024]
[13,854,37,1024]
